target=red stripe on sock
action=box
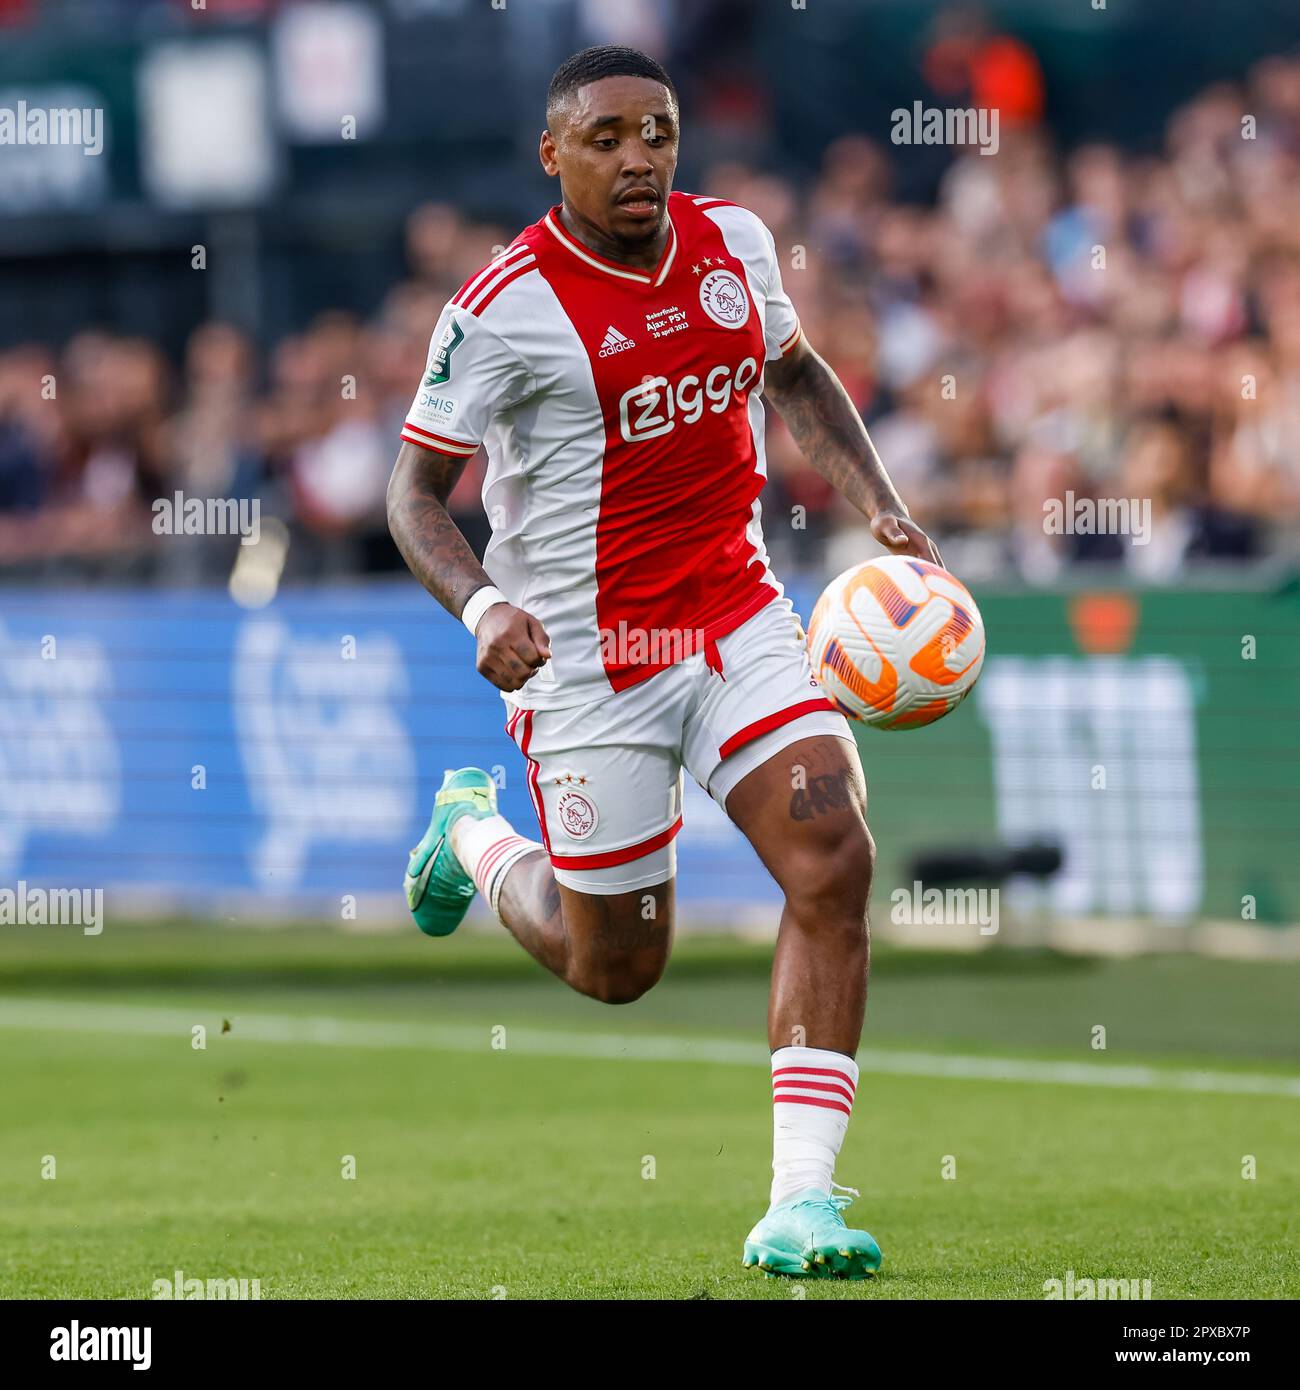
[772,1079,855,1104]
[477,836,529,888]
[772,1065,856,1094]
[772,1092,853,1117]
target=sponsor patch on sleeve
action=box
[411,393,460,430]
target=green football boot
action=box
[404,767,497,937]
[742,1185,882,1280]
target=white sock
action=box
[451,813,542,918]
[769,1045,859,1208]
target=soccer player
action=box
[387,45,942,1280]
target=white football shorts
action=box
[504,595,855,894]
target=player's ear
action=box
[539,128,560,178]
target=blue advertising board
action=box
[0,580,798,924]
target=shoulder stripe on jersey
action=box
[691,195,739,209]
[455,252,536,316]
[463,256,536,316]
[451,243,532,309]
[400,421,479,456]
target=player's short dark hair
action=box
[546,45,677,126]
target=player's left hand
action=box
[870,510,943,567]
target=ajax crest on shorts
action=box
[552,772,598,840]
[556,788,598,840]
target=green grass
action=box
[1,923,1297,1299]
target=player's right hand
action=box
[475,603,552,692]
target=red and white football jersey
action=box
[401,191,803,710]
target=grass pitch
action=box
[0,923,1296,1299]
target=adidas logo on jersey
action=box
[598,326,635,357]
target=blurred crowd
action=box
[3,49,1300,582]
[768,49,1300,581]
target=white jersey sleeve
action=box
[756,221,802,359]
[401,302,533,457]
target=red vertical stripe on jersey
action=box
[529,193,779,695]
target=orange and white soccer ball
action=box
[806,556,986,730]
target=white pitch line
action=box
[1,997,1297,1099]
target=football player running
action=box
[388,44,941,1280]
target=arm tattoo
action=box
[763,341,907,521]
[386,442,493,619]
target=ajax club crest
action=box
[556,788,598,840]
[699,269,750,329]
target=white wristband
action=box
[461,585,509,636]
